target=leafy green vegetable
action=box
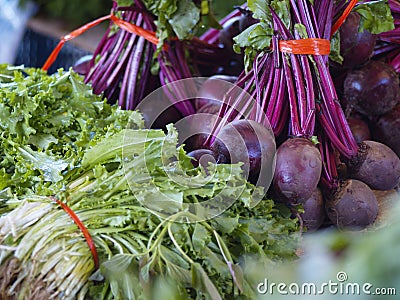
[0,64,140,196]
[355,0,395,34]
[117,0,203,45]
[0,123,299,299]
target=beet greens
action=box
[82,0,231,115]
[195,0,396,231]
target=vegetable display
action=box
[191,0,398,231]
[0,65,298,299]
[1,0,400,299]
[0,123,299,299]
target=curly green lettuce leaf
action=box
[0,65,141,196]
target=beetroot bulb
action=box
[180,103,220,153]
[195,75,237,110]
[325,179,378,230]
[347,117,371,144]
[211,119,276,187]
[301,188,326,232]
[371,105,400,157]
[339,12,377,69]
[346,140,400,190]
[273,138,322,204]
[344,60,400,116]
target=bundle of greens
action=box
[0,64,139,198]
[0,123,299,299]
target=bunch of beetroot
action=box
[74,0,233,115]
[184,0,400,232]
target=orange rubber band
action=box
[110,14,159,45]
[42,13,161,71]
[51,196,100,269]
[42,15,112,71]
[278,38,331,55]
[331,0,359,37]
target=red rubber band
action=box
[331,0,359,37]
[42,15,112,71]
[51,196,99,269]
[42,13,161,72]
[278,38,331,55]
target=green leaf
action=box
[211,216,239,234]
[294,23,308,38]
[135,187,184,215]
[354,0,394,34]
[16,145,70,182]
[192,223,211,251]
[329,30,343,64]
[169,0,200,40]
[191,262,223,300]
[101,254,142,300]
[103,213,132,227]
[270,0,291,29]
[234,23,274,52]
[247,0,270,21]
[81,129,165,168]
[28,134,58,150]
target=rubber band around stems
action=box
[278,38,331,55]
[42,0,360,71]
[50,196,100,270]
[42,13,160,71]
[331,0,359,37]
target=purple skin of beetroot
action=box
[184,102,220,153]
[273,138,322,204]
[195,75,237,110]
[372,105,400,157]
[211,119,276,187]
[347,140,400,190]
[347,117,371,144]
[187,149,216,170]
[343,60,400,116]
[339,12,377,69]
[301,188,326,232]
[325,179,378,230]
